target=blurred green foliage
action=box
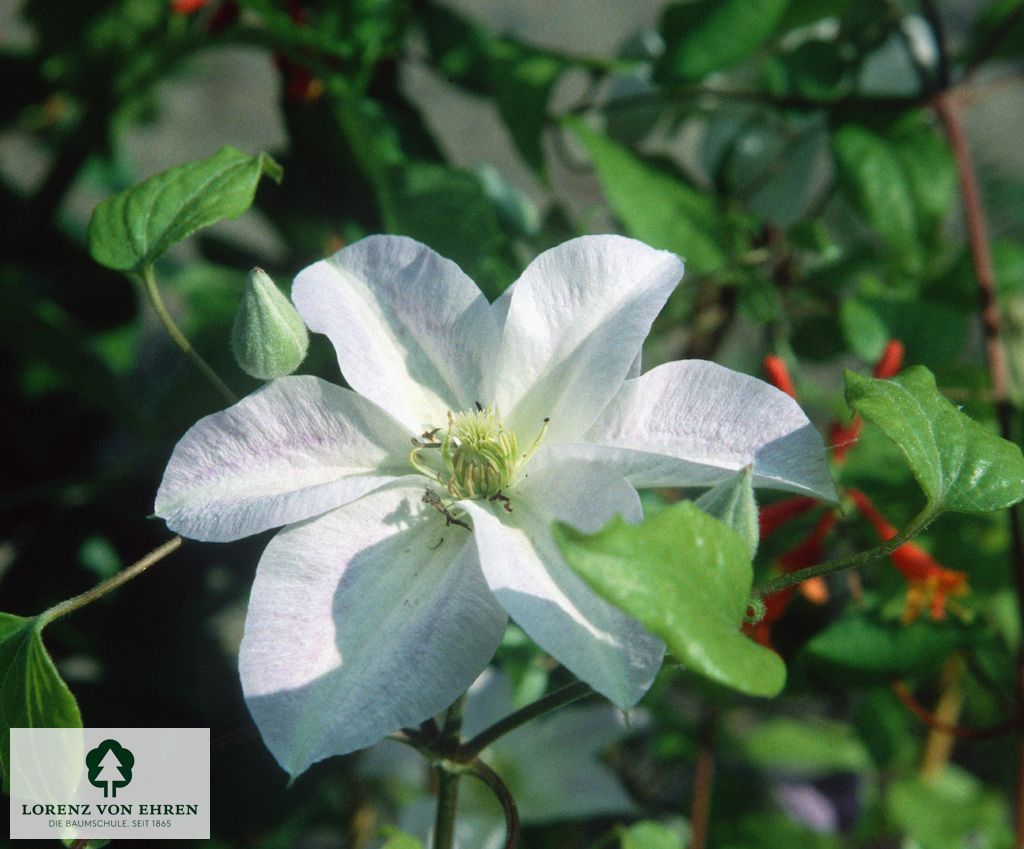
[3,0,1024,847]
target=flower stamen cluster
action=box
[442,408,519,500]
[410,407,551,509]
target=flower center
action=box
[410,406,549,506]
[444,408,518,499]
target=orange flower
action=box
[848,489,968,623]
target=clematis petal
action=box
[459,457,664,708]
[155,375,411,542]
[581,360,837,501]
[240,482,508,777]
[293,235,500,433]
[493,235,683,443]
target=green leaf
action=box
[739,717,871,776]
[555,502,786,697]
[379,161,511,300]
[891,118,956,241]
[88,147,283,273]
[845,366,1024,514]
[862,298,968,365]
[839,298,889,362]
[694,467,759,557]
[491,41,563,173]
[887,766,1013,849]
[832,125,920,271]
[719,812,844,849]
[621,820,688,849]
[0,613,83,794]
[805,608,977,682]
[379,829,424,849]
[657,0,790,82]
[767,40,852,101]
[963,0,1024,67]
[565,117,728,273]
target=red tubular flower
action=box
[873,339,906,379]
[848,489,968,623]
[760,497,818,537]
[170,0,209,14]
[207,0,239,34]
[745,511,836,647]
[763,354,797,399]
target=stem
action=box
[933,92,1009,405]
[466,759,520,849]
[433,769,460,849]
[39,536,183,626]
[140,264,237,405]
[933,82,1024,842]
[753,509,932,597]
[890,679,1017,740]
[433,694,468,849]
[689,712,717,849]
[919,656,965,778]
[460,680,593,758]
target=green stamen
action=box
[409,406,548,506]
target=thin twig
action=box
[891,680,1018,740]
[433,694,468,849]
[140,265,237,405]
[933,73,1024,846]
[459,680,593,758]
[754,509,932,597]
[466,759,521,849]
[689,711,717,849]
[40,536,183,625]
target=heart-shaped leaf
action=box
[88,146,282,273]
[0,613,82,793]
[555,501,785,697]
[845,366,1024,514]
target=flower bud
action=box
[231,268,309,380]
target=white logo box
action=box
[10,727,210,840]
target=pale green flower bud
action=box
[231,268,309,380]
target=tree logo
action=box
[85,739,135,798]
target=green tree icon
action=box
[85,739,134,798]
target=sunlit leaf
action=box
[657,0,789,81]
[620,820,688,849]
[379,829,424,849]
[0,613,82,794]
[832,125,920,271]
[565,117,728,273]
[88,146,282,273]
[555,502,786,697]
[739,717,871,776]
[887,766,1013,849]
[845,367,1024,514]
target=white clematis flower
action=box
[155,234,835,777]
